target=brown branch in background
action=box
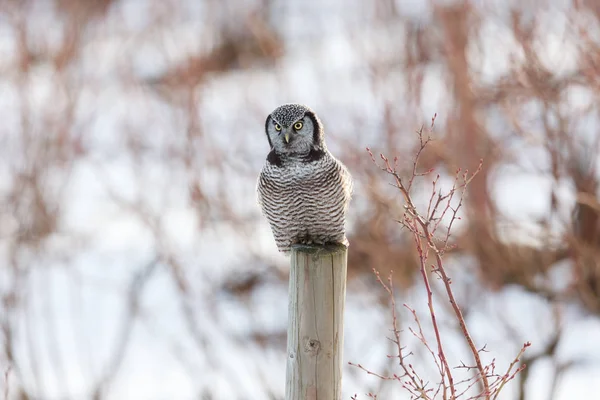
[3,366,10,400]
[91,258,159,399]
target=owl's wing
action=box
[256,163,270,211]
[335,157,354,204]
[256,169,264,208]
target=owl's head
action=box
[265,104,325,154]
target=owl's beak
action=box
[284,132,290,143]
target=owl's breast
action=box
[258,157,346,211]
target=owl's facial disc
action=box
[268,116,311,153]
[265,104,323,155]
[281,119,304,145]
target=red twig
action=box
[370,138,489,396]
[358,122,528,399]
[491,342,531,400]
[373,270,431,398]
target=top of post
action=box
[290,244,348,256]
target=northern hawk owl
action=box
[257,104,353,252]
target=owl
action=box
[257,104,353,252]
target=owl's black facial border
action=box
[265,115,274,148]
[303,110,323,147]
[305,148,325,162]
[266,149,282,166]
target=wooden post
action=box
[285,244,348,400]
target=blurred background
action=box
[1,0,600,399]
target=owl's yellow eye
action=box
[275,124,282,131]
[293,122,303,130]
